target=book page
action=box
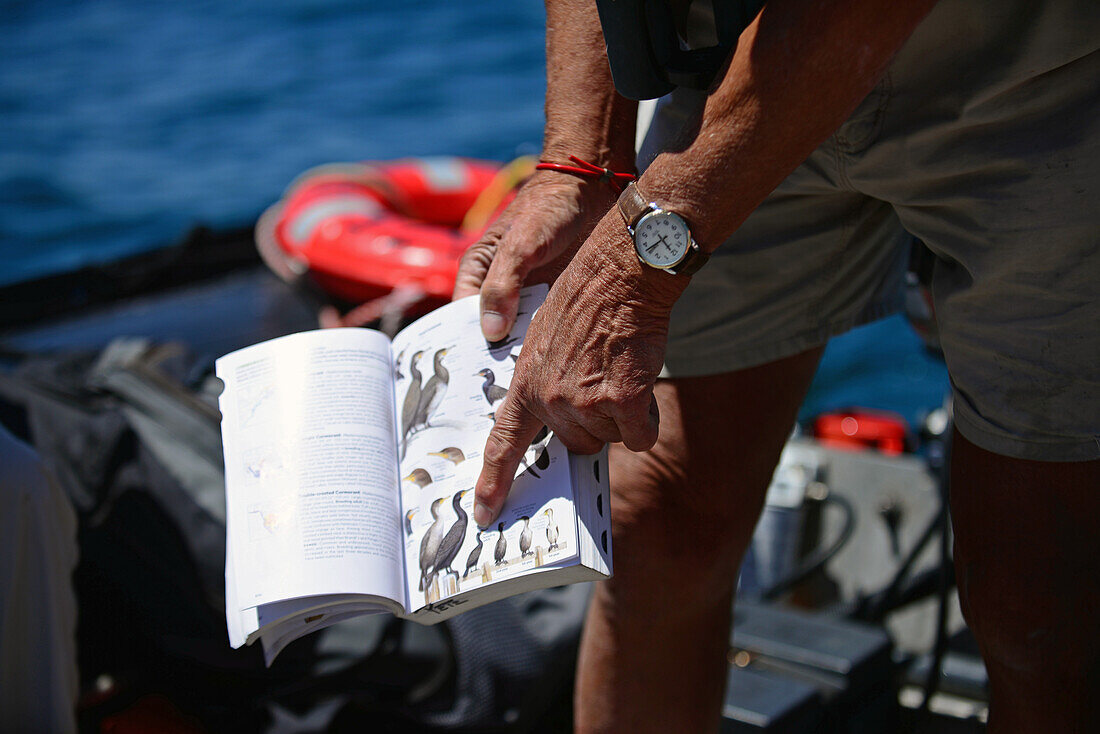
[389,286,583,612]
[218,328,405,613]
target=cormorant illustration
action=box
[418,497,446,591]
[476,367,508,408]
[486,335,518,355]
[431,489,472,586]
[403,468,433,491]
[463,530,484,579]
[400,350,424,455]
[393,347,407,380]
[413,348,450,431]
[404,507,418,537]
[520,425,552,479]
[519,515,533,558]
[544,508,559,551]
[427,447,466,465]
[494,522,507,566]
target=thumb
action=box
[478,248,533,342]
[474,394,544,527]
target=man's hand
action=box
[472,212,689,528]
[453,172,618,341]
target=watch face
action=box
[634,209,690,269]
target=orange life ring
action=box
[256,156,533,310]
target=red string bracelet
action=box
[535,155,637,193]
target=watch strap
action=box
[617,181,650,231]
[670,241,710,276]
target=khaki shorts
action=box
[640,0,1100,461]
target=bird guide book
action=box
[217,285,612,664]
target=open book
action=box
[217,286,612,664]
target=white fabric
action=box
[0,425,79,734]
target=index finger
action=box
[474,392,545,528]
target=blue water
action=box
[0,0,948,429]
[0,0,546,282]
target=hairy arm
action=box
[453,0,638,339]
[642,0,939,250]
[474,0,941,526]
[540,0,638,173]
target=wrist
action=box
[540,140,637,176]
[536,156,637,194]
[632,172,720,256]
[581,214,691,314]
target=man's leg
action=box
[950,431,1100,732]
[574,348,823,734]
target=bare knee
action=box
[600,365,816,614]
[605,442,767,614]
[950,435,1100,719]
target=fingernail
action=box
[481,311,507,340]
[474,502,493,528]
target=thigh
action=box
[855,3,1100,461]
[607,348,824,588]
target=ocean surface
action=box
[0,0,948,430]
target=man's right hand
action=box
[453,171,618,341]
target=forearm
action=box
[641,0,940,251]
[542,0,639,171]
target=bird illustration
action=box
[403,468,433,491]
[476,368,508,408]
[524,425,553,478]
[404,507,418,537]
[463,530,484,579]
[413,348,450,432]
[418,497,446,592]
[544,508,559,551]
[519,515,533,558]
[483,413,551,479]
[533,444,551,471]
[393,347,407,381]
[400,350,424,455]
[486,335,518,355]
[261,511,280,534]
[431,489,472,587]
[427,447,466,465]
[494,522,507,566]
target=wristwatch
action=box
[617,181,709,276]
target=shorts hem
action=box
[660,302,900,378]
[952,396,1100,463]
